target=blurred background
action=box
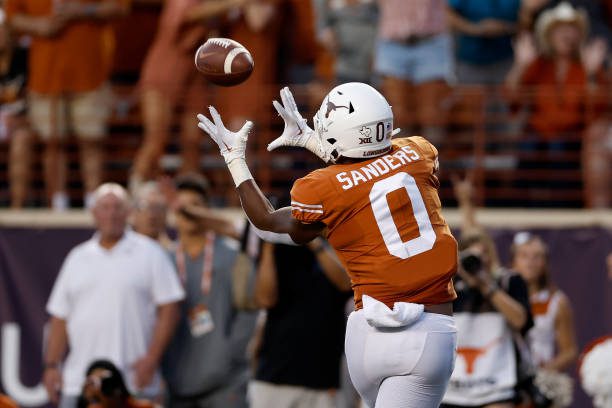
[0,0,610,408]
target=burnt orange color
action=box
[5,0,127,94]
[457,337,500,374]
[0,395,18,408]
[217,2,282,124]
[139,0,208,107]
[291,137,457,309]
[519,57,607,140]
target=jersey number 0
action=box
[369,172,436,259]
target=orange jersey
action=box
[0,395,18,408]
[291,137,457,309]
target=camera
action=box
[460,251,483,275]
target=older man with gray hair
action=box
[42,183,184,408]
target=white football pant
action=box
[345,309,457,408]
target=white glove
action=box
[197,106,253,164]
[197,106,254,187]
[267,87,336,163]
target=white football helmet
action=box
[313,82,396,160]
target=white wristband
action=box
[227,159,253,187]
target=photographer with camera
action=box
[441,175,533,408]
[441,231,533,408]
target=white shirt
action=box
[47,230,185,397]
[528,289,563,367]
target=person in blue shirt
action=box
[448,0,521,84]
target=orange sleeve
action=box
[0,395,18,408]
[290,171,330,224]
[407,136,438,160]
[405,136,439,173]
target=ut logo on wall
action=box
[1,323,48,407]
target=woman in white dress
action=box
[511,232,578,372]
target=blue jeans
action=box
[374,33,455,84]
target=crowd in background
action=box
[0,0,610,209]
[7,169,599,408]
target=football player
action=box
[197,83,458,407]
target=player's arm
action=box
[236,181,324,244]
[196,107,324,244]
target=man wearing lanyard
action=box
[162,173,257,408]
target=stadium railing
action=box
[0,83,609,208]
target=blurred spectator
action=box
[277,0,320,84]
[162,173,256,408]
[5,0,129,210]
[217,0,283,138]
[506,2,608,136]
[131,181,172,250]
[0,7,32,208]
[582,120,612,208]
[77,360,155,408]
[521,0,612,46]
[0,394,18,408]
[444,175,533,408]
[43,183,183,408]
[505,2,608,205]
[131,0,243,191]
[447,0,520,85]
[313,0,378,83]
[248,239,352,408]
[511,232,578,370]
[442,232,533,408]
[520,0,555,29]
[374,0,453,144]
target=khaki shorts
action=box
[28,84,112,140]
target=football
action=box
[194,38,254,87]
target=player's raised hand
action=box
[197,106,253,164]
[268,87,336,163]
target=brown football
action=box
[194,38,254,87]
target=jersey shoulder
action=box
[393,136,438,160]
[290,168,335,224]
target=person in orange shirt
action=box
[505,2,608,206]
[131,0,245,193]
[197,82,458,407]
[5,0,129,210]
[0,394,18,408]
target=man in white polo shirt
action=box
[42,183,185,408]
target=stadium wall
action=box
[0,209,610,408]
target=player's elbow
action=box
[247,213,277,233]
